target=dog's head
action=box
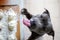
[21,8,54,40]
[22,8,51,34]
[22,8,50,28]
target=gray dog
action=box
[21,8,55,40]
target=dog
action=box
[21,8,55,40]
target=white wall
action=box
[6,0,20,5]
[21,0,60,40]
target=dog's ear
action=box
[21,8,28,14]
[21,8,33,19]
[43,8,50,17]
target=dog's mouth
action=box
[23,19,31,27]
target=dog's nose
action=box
[30,19,36,26]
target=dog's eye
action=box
[41,15,43,18]
[0,28,1,31]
